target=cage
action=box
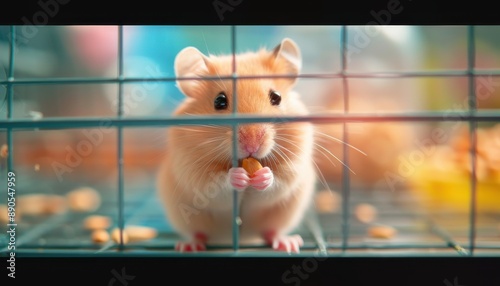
[0,25,499,262]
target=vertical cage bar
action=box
[230,25,240,252]
[7,25,15,176]
[117,25,125,250]
[466,25,477,256]
[340,25,351,253]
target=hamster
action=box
[156,38,316,253]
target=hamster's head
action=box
[172,38,312,167]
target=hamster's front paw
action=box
[249,167,274,191]
[228,167,250,191]
[175,241,206,252]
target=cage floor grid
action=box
[2,181,499,257]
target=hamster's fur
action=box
[157,38,316,253]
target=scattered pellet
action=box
[44,195,67,215]
[17,194,49,215]
[0,144,7,158]
[354,203,377,224]
[111,228,129,244]
[368,225,397,239]
[83,215,112,231]
[34,164,40,171]
[91,230,110,244]
[66,187,101,212]
[0,205,9,223]
[125,225,158,242]
[315,189,341,213]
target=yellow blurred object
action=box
[408,124,500,213]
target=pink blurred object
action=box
[65,26,132,73]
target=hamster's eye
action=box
[269,90,281,106]
[214,92,228,110]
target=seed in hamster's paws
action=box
[271,235,304,254]
[175,241,206,252]
[242,157,263,177]
[228,167,250,191]
[249,167,274,191]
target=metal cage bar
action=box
[6,26,15,175]
[2,71,500,86]
[467,25,478,256]
[230,25,241,252]
[117,25,126,250]
[340,25,351,253]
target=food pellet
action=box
[124,225,158,242]
[66,187,101,212]
[91,230,110,244]
[0,144,8,158]
[354,203,377,224]
[17,194,49,215]
[44,195,67,215]
[368,225,397,239]
[314,189,341,213]
[111,228,129,244]
[83,215,112,230]
[0,205,9,223]
[242,157,263,177]
[34,164,40,171]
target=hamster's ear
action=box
[271,38,302,81]
[174,47,211,97]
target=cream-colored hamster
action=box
[156,38,316,253]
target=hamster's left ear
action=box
[271,38,302,83]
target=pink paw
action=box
[271,235,304,254]
[249,167,274,191]
[175,241,206,253]
[228,167,250,191]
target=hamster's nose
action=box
[238,125,265,157]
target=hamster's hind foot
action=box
[264,231,304,254]
[174,241,206,252]
[174,232,207,253]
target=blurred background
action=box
[0,25,499,255]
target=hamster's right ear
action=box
[174,47,211,97]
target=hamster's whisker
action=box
[276,136,332,191]
[266,152,281,172]
[314,141,356,175]
[313,130,367,156]
[166,132,224,142]
[190,143,227,168]
[174,127,223,133]
[272,144,296,175]
[176,145,228,201]
[192,155,222,190]
[313,143,338,168]
[193,136,228,147]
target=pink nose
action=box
[244,143,260,155]
[239,125,265,156]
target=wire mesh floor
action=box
[2,174,499,258]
